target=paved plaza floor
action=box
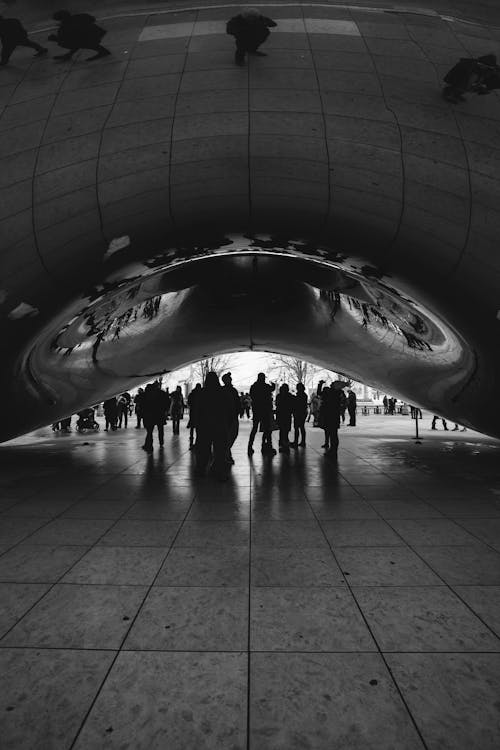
[0,416,499,749]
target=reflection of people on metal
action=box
[431,415,448,430]
[50,10,110,62]
[291,383,308,447]
[443,54,500,103]
[226,8,277,66]
[0,14,47,65]
[248,372,275,456]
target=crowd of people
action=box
[1,6,498,106]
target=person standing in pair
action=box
[248,372,275,456]
[291,382,308,447]
[50,10,110,62]
[103,396,118,431]
[195,372,233,480]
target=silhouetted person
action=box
[103,397,117,431]
[170,385,184,435]
[0,15,47,65]
[347,389,357,426]
[226,8,276,66]
[187,383,202,448]
[248,372,275,456]
[50,10,110,62]
[431,415,448,430]
[383,395,388,414]
[222,372,240,464]
[322,384,343,458]
[339,389,347,424]
[117,392,130,428]
[291,382,308,447]
[276,383,295,454]
[194,372,233,480]
[141,382,170,452]
[134,387,144,428]
[318,385,330,449]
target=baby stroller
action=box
[76,407,100,432]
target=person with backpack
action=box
[0,14,47,65]
[50,10,110,62]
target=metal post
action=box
[415,409,422,444]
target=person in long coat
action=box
[276,384,295,454]
[248,372,275,456]
[221,372,241,464]
[103,397,118,431]
[0,15,47,65]
[291,382,308,447]
[322,384,343,457]
[141,382,170,452]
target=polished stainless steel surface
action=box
[1,1,499,439]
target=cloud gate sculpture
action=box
[1,0,499,440]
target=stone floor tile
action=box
[352,586,499,651]
[455,518,500,551]
[251,587,375,651]
[250,652,424,749]
[251,546,344,587]
[251,520,327,548]
[0,647,114,750]
[1,584,147,649]
[453,586,500,636]
[414,546,500,585]
[2,499,77,517]
[62,499,135,519]
[309,499,379,519]
[387,653,500,750]
[122,500,191,520]
[73,651,247,749]
[321,519,404,546]
[425,499,500,517]
[187,501,250,520]
[0,517,49,546]
[369,499,444,519]
[250,501,314,520]
[62,546,166,585]
[25,518,114,546]
[174,520,250,547]
[388,519,479,545]
[304,486,362,503]
[125,586,248,651]
[98,519,180,547]
[335,547,442,585]
[156,546,248,586]
[0,545,88,583]
[0,582,51,637]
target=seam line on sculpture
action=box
[301,3,333,235]
[353,8,406,269]
[93,20,143,248]
[166,17,194,231]
[68,460,198,749]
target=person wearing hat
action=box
[0,14,47,65]
[221,372,240,464]
[226,8,277,66]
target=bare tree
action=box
[193,354,231,383]
[269,355,353,390]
